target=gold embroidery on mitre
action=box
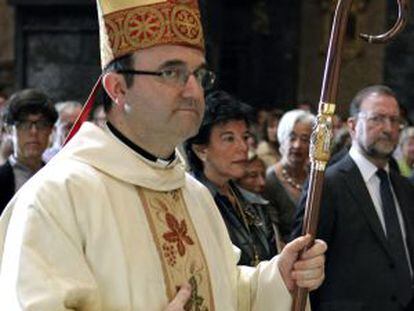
[98,0,204,68]
[171,5,203,44]
[100,17,117,68]
[138,188,215,310]
[123,6,167,48]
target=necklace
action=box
[228,186,261,266]
[281,165,303,191]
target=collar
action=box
[193,172,247,201]
[106,121,176,166]
[349,145,389,182]
[8,154,18,167]
[54,122,185,191]
[193,171,221,197]
[8,154,43,173]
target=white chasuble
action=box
[0,123,293,310]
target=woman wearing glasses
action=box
[184,90,278,266]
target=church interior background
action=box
[0,0,413,121]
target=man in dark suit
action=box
[0,89,57,214]
[293,85,414,311]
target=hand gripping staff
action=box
[291,1,410,310]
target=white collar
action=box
[349,145,389,182]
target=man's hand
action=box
[165,282,192,311]
[278,234,327,292]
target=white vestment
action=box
[0,122,291,310]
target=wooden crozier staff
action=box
[292,1,410,310]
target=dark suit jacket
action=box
[293,154,414,311]
[409,173,414,185]
[0,160,15,215]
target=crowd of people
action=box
[0,0,412,310]
[0,79,414,311]
[1,76,414,310]
[180,85,414,310]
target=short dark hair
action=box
[102,53,135,112]
[349,85,397,117]
[184,90,254,173]
[3,89,58,125]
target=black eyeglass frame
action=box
[117,69,169,77]
[14,119,53,131]
[116,68,216,90]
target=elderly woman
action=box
[397,126,414,177]
[184,90,278,266]
[264,109,315,239]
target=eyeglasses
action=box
[15,119,52,131]
[116,67,216,90]
[358,113,405,129]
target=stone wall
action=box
[2,0,413,120]
[9,1,100,103]
[0,0,15,96]
[385,2,414,122]
[202,0,301,110]
[298,0,386,117]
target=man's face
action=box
[350,93,400,160]
[12,113,53,162]
[122,45,206,145]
